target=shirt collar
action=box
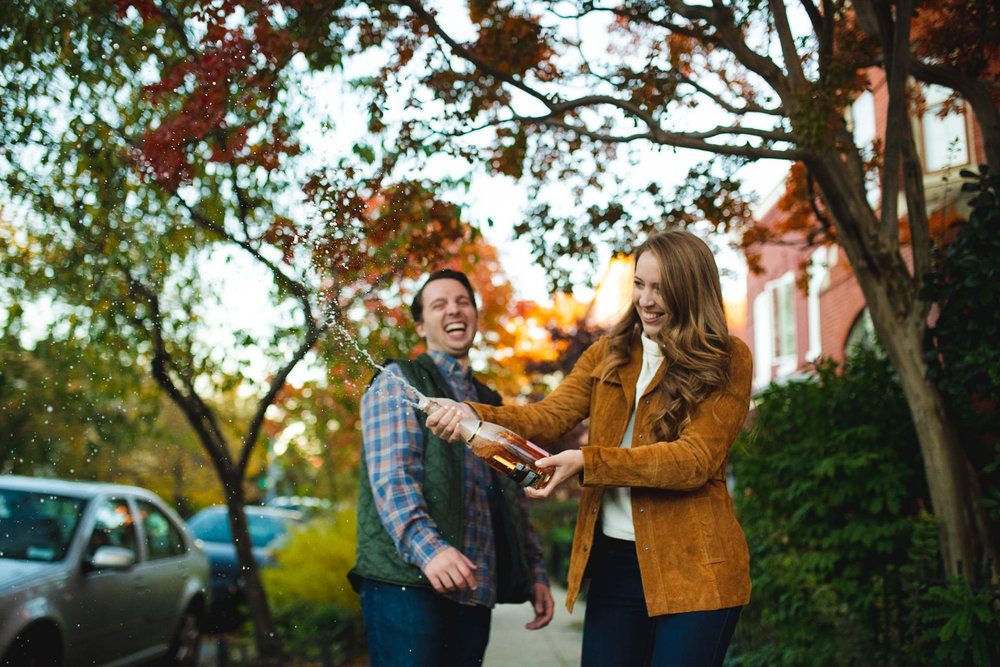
[427,349,472,380]
[640,334,664,360]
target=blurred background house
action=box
[741,69,987,391]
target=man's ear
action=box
[415,321,425,339]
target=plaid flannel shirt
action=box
[360,350,548,607]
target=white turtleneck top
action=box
[600,334,664,541]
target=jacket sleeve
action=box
[467,338,608,447]
[582,339,753,490]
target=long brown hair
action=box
[601,230,732,440]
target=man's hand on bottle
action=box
[524,450,585,499]
[424,399,477,443]
[422,546,478,593]
[526,582,555,630]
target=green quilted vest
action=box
[349,354,533,603]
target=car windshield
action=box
[189,511,292,547]
[0,489,87,562]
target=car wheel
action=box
[1,627,61,667]
[164,606,202,667]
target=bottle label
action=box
[510,463,541,488]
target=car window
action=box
[187,511,230,542]
[0,489,86,562]
[137,499,187,560]
[247,515,290,546]
[189,510,293,546]
[87,497,138,560]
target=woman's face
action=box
[632,251,668,336]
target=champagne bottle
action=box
[419,398,553,489]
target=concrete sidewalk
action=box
[482,586,583,667]
[196,586,583,666]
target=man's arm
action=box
[360,368,477,592]
[361,367,447,567]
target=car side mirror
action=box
[88,545,136,570]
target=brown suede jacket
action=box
[470,335,753,616]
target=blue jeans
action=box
[358,578,492,667]
[581,533,742,667]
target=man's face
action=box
[415,278,478,359]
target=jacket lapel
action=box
[642,359,666,399]
[616,336,644,409]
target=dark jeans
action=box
[582,532,742,667]
[358,578,492,667]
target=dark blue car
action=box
[185,505,303,633]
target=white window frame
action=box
[752,291,773,389]
[850,91,880,207]
[806,247,830,362]
[753,271,798,386]
[921,84,970,173]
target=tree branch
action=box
[769,0,808,89]
[122,267,234,474]
[502,111,801,160]
[817,0,836,76]
[607,3,723,48]
[183,203,317,323]
[798,0,824,36]
[677,74,784,116]
[671,2,792,101]
[870,0,904,248]
[400,0,558,109]
[239,302,330,473]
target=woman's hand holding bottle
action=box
[524,450,585,498]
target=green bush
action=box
[260,508,364,662]
[922,169,1000,526]
[729,348,938,666]
[263,509,360,611]
[920,574,1000,666]
[529,497,579,588]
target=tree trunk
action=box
[222,476,282,661]
[807,156,995,580]
[873,308,991,578]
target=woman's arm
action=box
[467,338,608,446]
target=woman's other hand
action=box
[525,450,584,499]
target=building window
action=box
[851,91,880,206]
[851,91,877,147]
[753,272,797,387]
[845,307,877,354]
[771,274,796,361]
[752,291,772,388]
[806,247,830,362]
[922,85,969,172]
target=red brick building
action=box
[743,70,986,391]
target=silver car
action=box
[0,475,210,667]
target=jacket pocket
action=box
[694,496,725,563]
